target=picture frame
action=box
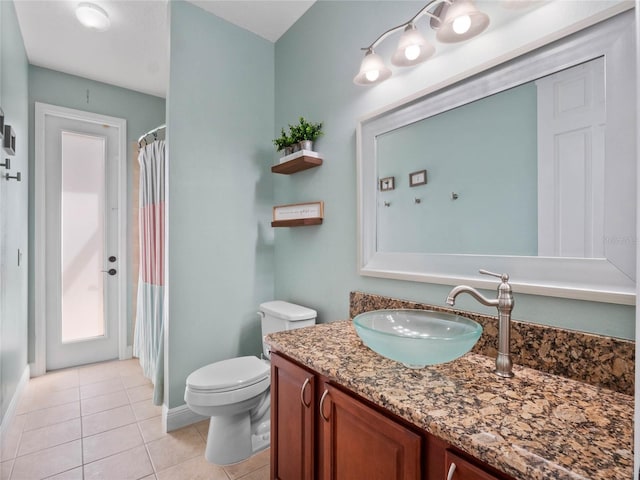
[379,176,395,191]
[3,125,15,156]
[409,169,427,187]
[273,201,324,222]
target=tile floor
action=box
[0,359,270,480]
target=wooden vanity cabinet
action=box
[318,382,422,480]
[444,450,503,480]
[271,353,316,480]
[271,352,511,480]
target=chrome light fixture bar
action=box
[354,0,490,86]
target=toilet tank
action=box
[259,301,317,359]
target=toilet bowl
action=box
[184,301,317,465]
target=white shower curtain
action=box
[134,139,166,405]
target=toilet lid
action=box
[186,356,270,392]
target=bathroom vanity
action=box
[266,320,633,480]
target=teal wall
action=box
[273,1,634,340]
[0,0,29,424]
[27,66,166,360]
[166,1,275,408]
[377,82,538,255]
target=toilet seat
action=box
[185,356,270,407]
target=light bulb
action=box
[404,45,421,61]
[391,24,434,67]
[452,15,471,34]
[365,69,380,82]
[354,49,392,86]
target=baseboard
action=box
[164,404,206,432]
[29,361,45,377]
[0,365,30,442]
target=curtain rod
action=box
[138,124,166,146]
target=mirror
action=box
[357,11,636,305]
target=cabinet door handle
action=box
[446,462,456,480]
[300,378,311,408]
[319,389,330,422]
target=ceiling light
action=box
[391,24,435,67]
[75,3,111,32]
[436,0,490,43]
[354,0,492,86]
[353,49,392,86]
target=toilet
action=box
[184,301,317,465]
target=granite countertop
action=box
[266,320,633,480]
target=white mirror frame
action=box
[357,11,636,305]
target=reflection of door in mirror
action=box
[537,58,605,259]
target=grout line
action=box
[40,464,82,480]
[14,360,272,480]
[77,368,86,469]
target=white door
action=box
[536,57,605,258]
[43,114,122,370]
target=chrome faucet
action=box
[446,270,515,378]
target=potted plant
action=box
[272,128,295,156]
[289,117,323,151]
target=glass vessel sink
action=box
[352,309,482,368]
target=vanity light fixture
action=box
[353,0,490,86]
[391,24,435,67]
[436,0,490,43]
[353,48,392,85]
[75,2,111,32]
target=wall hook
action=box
[414,198,421,204]
[383,201,391,207]
[5,172,21,182]
[0,158,9,170]
[451,192,459,200]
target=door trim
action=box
[34,102,128,376]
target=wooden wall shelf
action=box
[271,218,323,228]
[272,155,323,175]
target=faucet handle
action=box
[479,269,509,283]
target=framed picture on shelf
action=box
[409,169,427,187]
[273,201,324,222]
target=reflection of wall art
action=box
[379,176,395,191]
[3,125,15,155]
[0,108,4,141]
[409,169,427,187]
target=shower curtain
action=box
[133,139,166,406]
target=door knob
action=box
[108,256,117,263]
[101,268,117,276]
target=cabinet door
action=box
[319,383,421,480]
[271,353,316,480]
[445,451,502,480]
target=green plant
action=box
[289,117,323,142]
[272,128,294,151]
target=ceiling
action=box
[13,1,315,99]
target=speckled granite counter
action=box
[266,321,633,480]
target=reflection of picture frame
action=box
[379,176,395,191]
[3,125,15,156]
[409,169,427,187]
